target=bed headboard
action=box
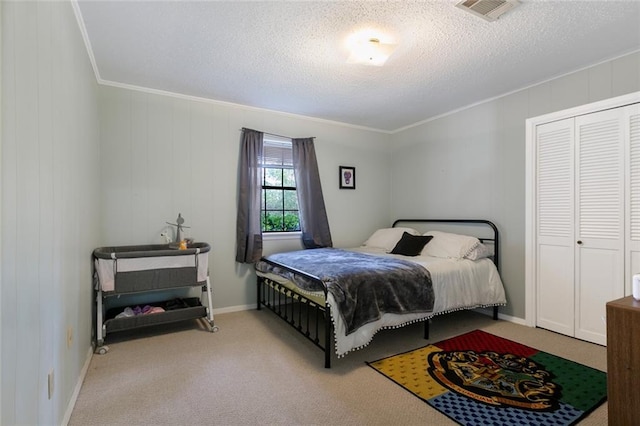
[392,219,500,273]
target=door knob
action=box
[577,240,583,245]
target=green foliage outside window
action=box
[262,211,300,232]
[262,167,300,232]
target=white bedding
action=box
[256,246,506,357]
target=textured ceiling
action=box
[76,0,640,132]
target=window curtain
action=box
[235,129,264,263]
[292,138,333,248]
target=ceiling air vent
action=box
[456,0,520,22]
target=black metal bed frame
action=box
[257,219,501,368]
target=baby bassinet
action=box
[93,242,217,354]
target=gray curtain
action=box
[235,129,264,263]
[292,138,333,248]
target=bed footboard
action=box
[257,275,333,368]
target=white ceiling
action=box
[75,0,640,133]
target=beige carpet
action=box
[69,309,607,425]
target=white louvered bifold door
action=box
[626,104,640,300]
[535,118,575,337]
[575,108,625,346]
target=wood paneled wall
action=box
[1,2,100,424]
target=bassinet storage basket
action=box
[93,242,217,354]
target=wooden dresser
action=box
[606,296,640,425]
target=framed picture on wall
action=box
[339,166,356,189]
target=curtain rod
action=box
[241,127,315,140]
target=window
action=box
[236,128,331,262]
[261,136,300,232]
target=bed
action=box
[255,219,507,368]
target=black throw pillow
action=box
[389,232,434,256]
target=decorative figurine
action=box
[166,213,191,246]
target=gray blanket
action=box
[255,248,434,335]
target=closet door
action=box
[574,108,625,346]
[626,104,640,297]
[535,118,575,337]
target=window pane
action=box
[265,189,283,210]
[284,190,298,209]
[284,211,300,231]
[283,169,296,187]
[265,168,282,186]
[260,161,298,233]
[263,211,284,232]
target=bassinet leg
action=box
[493,306,499,320]
[95,288,109,354]
[424,320,429,340]
[204,276,219,332]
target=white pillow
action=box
[420,230,482,259]
[363,227,420,252]
[465,242,493,260]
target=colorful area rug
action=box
[367,330,607,426]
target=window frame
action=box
[260,137,301,234]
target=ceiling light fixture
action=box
[346,37,396,67]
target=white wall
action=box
[390,51,640,320]
[1,2,100,425]
[97,86,393,310]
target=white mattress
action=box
[257,246,507,357]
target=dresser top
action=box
[607,296,640,311]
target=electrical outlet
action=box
[67,326,73,349]
[48,370,54,400]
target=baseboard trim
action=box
[497,312,526,326]
[212,304,255,315]
[62,346,93,426]
[474,306,526,325]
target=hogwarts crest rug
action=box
[367,330,607,425]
